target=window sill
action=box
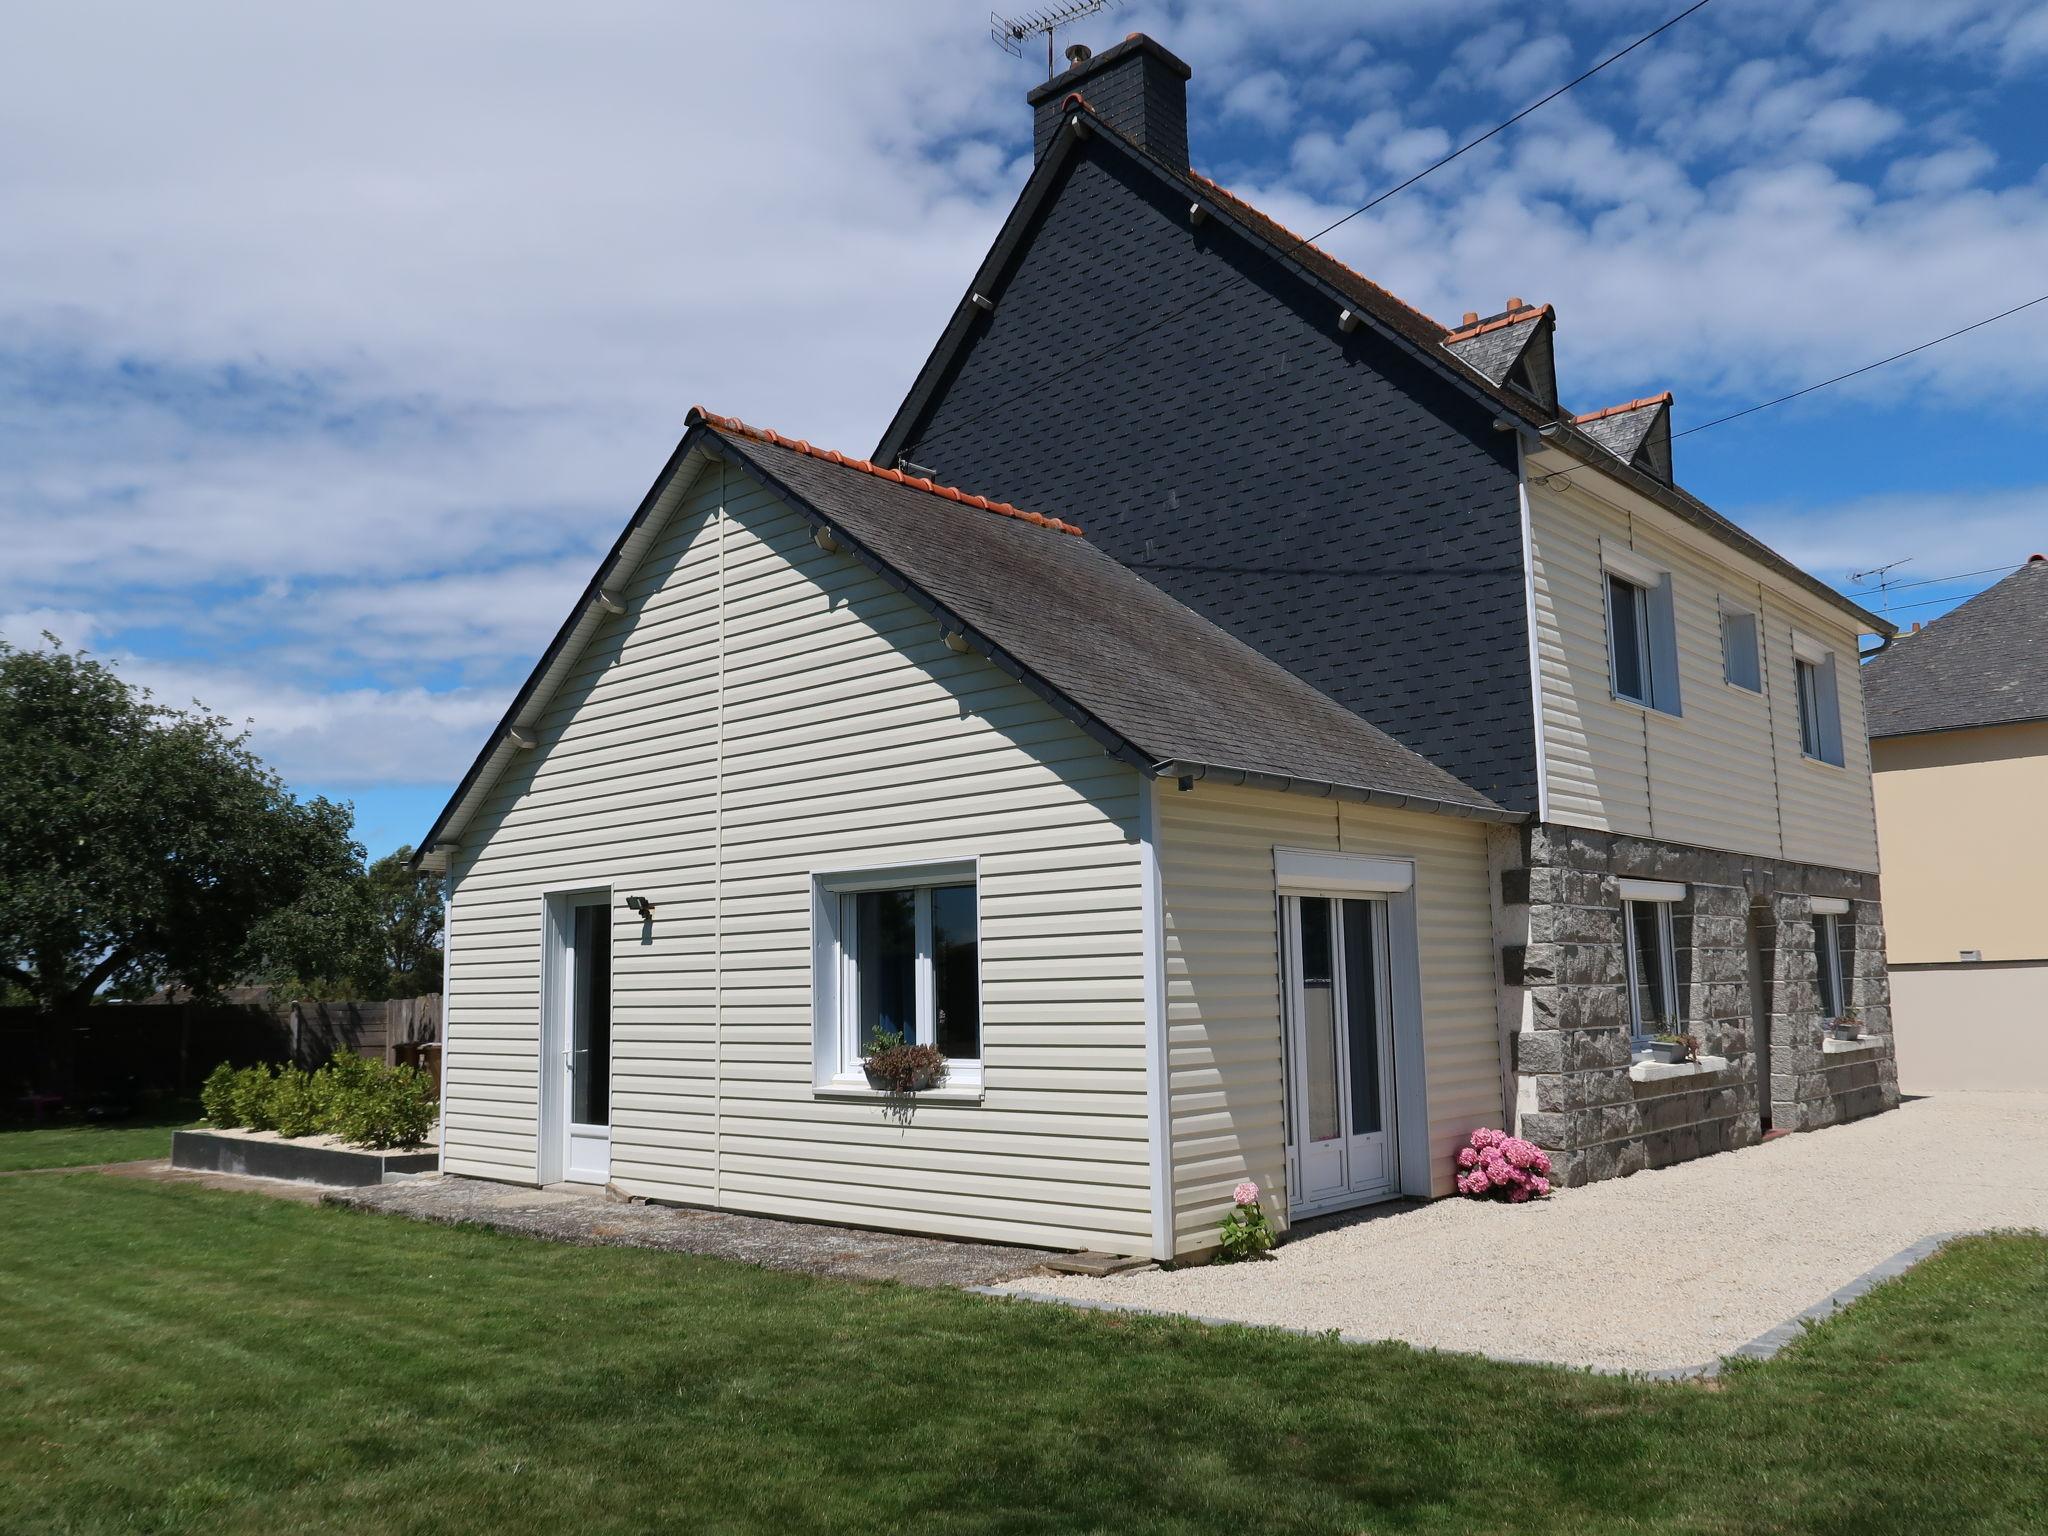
[1822,1035,1881,1055]
[1629,1054,1729,1083]
[814,1075,985,1104]
[1798,753,1847,771]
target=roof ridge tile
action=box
[688,407,1083,536]
[1442,304,1554,344]
[1573,391,1673,425]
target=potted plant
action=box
[861,1028,949,1094]
[1824,1012,1862,1043]
[1636,1033,1699,1065]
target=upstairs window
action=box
[1602,542,1682,715]
[1792,632,1845,766]
[1721,605,1762,692]
[1607,573,1654,706]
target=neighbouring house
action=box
[415,35,1899,1260]
[1862,555,2048,1093]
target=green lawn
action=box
[0,1106,199,1172]
[1,1178,2042,1536]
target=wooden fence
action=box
[3,994,442,1116]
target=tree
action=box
[0,638,364,1009]
[368,845,443,998]
[242,844,443,1000]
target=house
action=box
[1862,555,2048,1092]
[415,35,1899,1260]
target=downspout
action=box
[437,870,453,1172]
[1139,773,1174,1262]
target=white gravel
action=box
[997,1093,2048,1373]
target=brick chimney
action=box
[1027,33,1192,167]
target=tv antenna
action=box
[1851,556,1913,617]
[992,0,1121,79]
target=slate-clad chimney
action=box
[1027,33,1192,167]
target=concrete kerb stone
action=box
[974,1231,1972,1381]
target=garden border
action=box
[972,1231,1968,1380]
[172,1128,438,1187]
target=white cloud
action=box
[1,607,100,649]
[1221,69,1295,132]
[1885,142,1997,196]
[1740,484,2048,594]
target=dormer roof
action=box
[1574,392,1674,483]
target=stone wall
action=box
[1502,824,1899,1186]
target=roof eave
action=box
[1155,760,1520,823]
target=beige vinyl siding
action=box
[1528,470,1878,872]
[443,461,1152,1251]
[1156,781,1502,1254]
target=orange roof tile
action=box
[1442,304,1553,344]
[1573,392,1672,425]
[687,408,1084,536]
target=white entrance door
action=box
[1284,894,1398,1215]
[552,895,613,1185]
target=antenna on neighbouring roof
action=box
[991,0,1120,79]
[1851,556,1914,618]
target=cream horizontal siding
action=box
[443,460,1151,1250]
[1157,782,1502,1255]
[1528,470,1878,872]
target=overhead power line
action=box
[913,0,1717,454]
[1670,294,2048,441]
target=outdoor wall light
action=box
[624,895,657,919]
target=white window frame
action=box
[1719,599,1762,693]
[1601,540,1682,716]
[810,859,983,1095]
[1621,885,1683,1045]
[1812,909,1846,1020]
[1792,629,1846,767]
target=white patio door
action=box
[544,892,613,1186]
[1284,894,1399,1215]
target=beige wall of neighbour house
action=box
[1527,462,1879,872]
[441,461,1154,1253]
[1156,782,1504,1253]
[1871,721,2048,963]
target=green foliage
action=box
[229,1066,279,1131]
[0,637,364,1008]
[200,1063,241,1128]
[268,1067,322,1139]
[244,843,444,1001]
[191,1053,436,1147]
[1214,1199,1278,1263]
[860,1027,949,1094]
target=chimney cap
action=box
[1065,42,1092,66]
[1462,311,1479,325]
[2030,553,2047,563]
[1506,296,1526,311]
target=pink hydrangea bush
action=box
[1454,1127,1553,1203]
[1214,1178,1278,1262]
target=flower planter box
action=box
[171,1128,437,1186]
[1634,1040,1690,1065]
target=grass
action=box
[0,1178,2042,1536]
[0,1105,199,1172]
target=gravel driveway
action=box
[995,1092,2048,1373]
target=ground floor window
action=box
[814,863,981,1088]
[1813,912,1845,1019]
[1623,898,1679,1043]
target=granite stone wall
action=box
[1502,824,1899,1187]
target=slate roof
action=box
[707,415,1511,820]
[895,105,1888,637]
[1862,556,2048,738]
[1576,394,1670,461]
[1441,304,1550,390]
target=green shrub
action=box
[269,1066,322,1138]
[368,1065,437,1151]
[200,1063,242,1128]
[229,1065,279,1131]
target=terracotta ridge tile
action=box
[1573,392,1673,424]
[685,407,1084,536]
[1184,170,1448,335]
[1442,304,1553,343]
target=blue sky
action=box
[4,0,2045,859]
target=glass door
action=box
[1284,895,1398,1214]
[563,898,612,1184]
